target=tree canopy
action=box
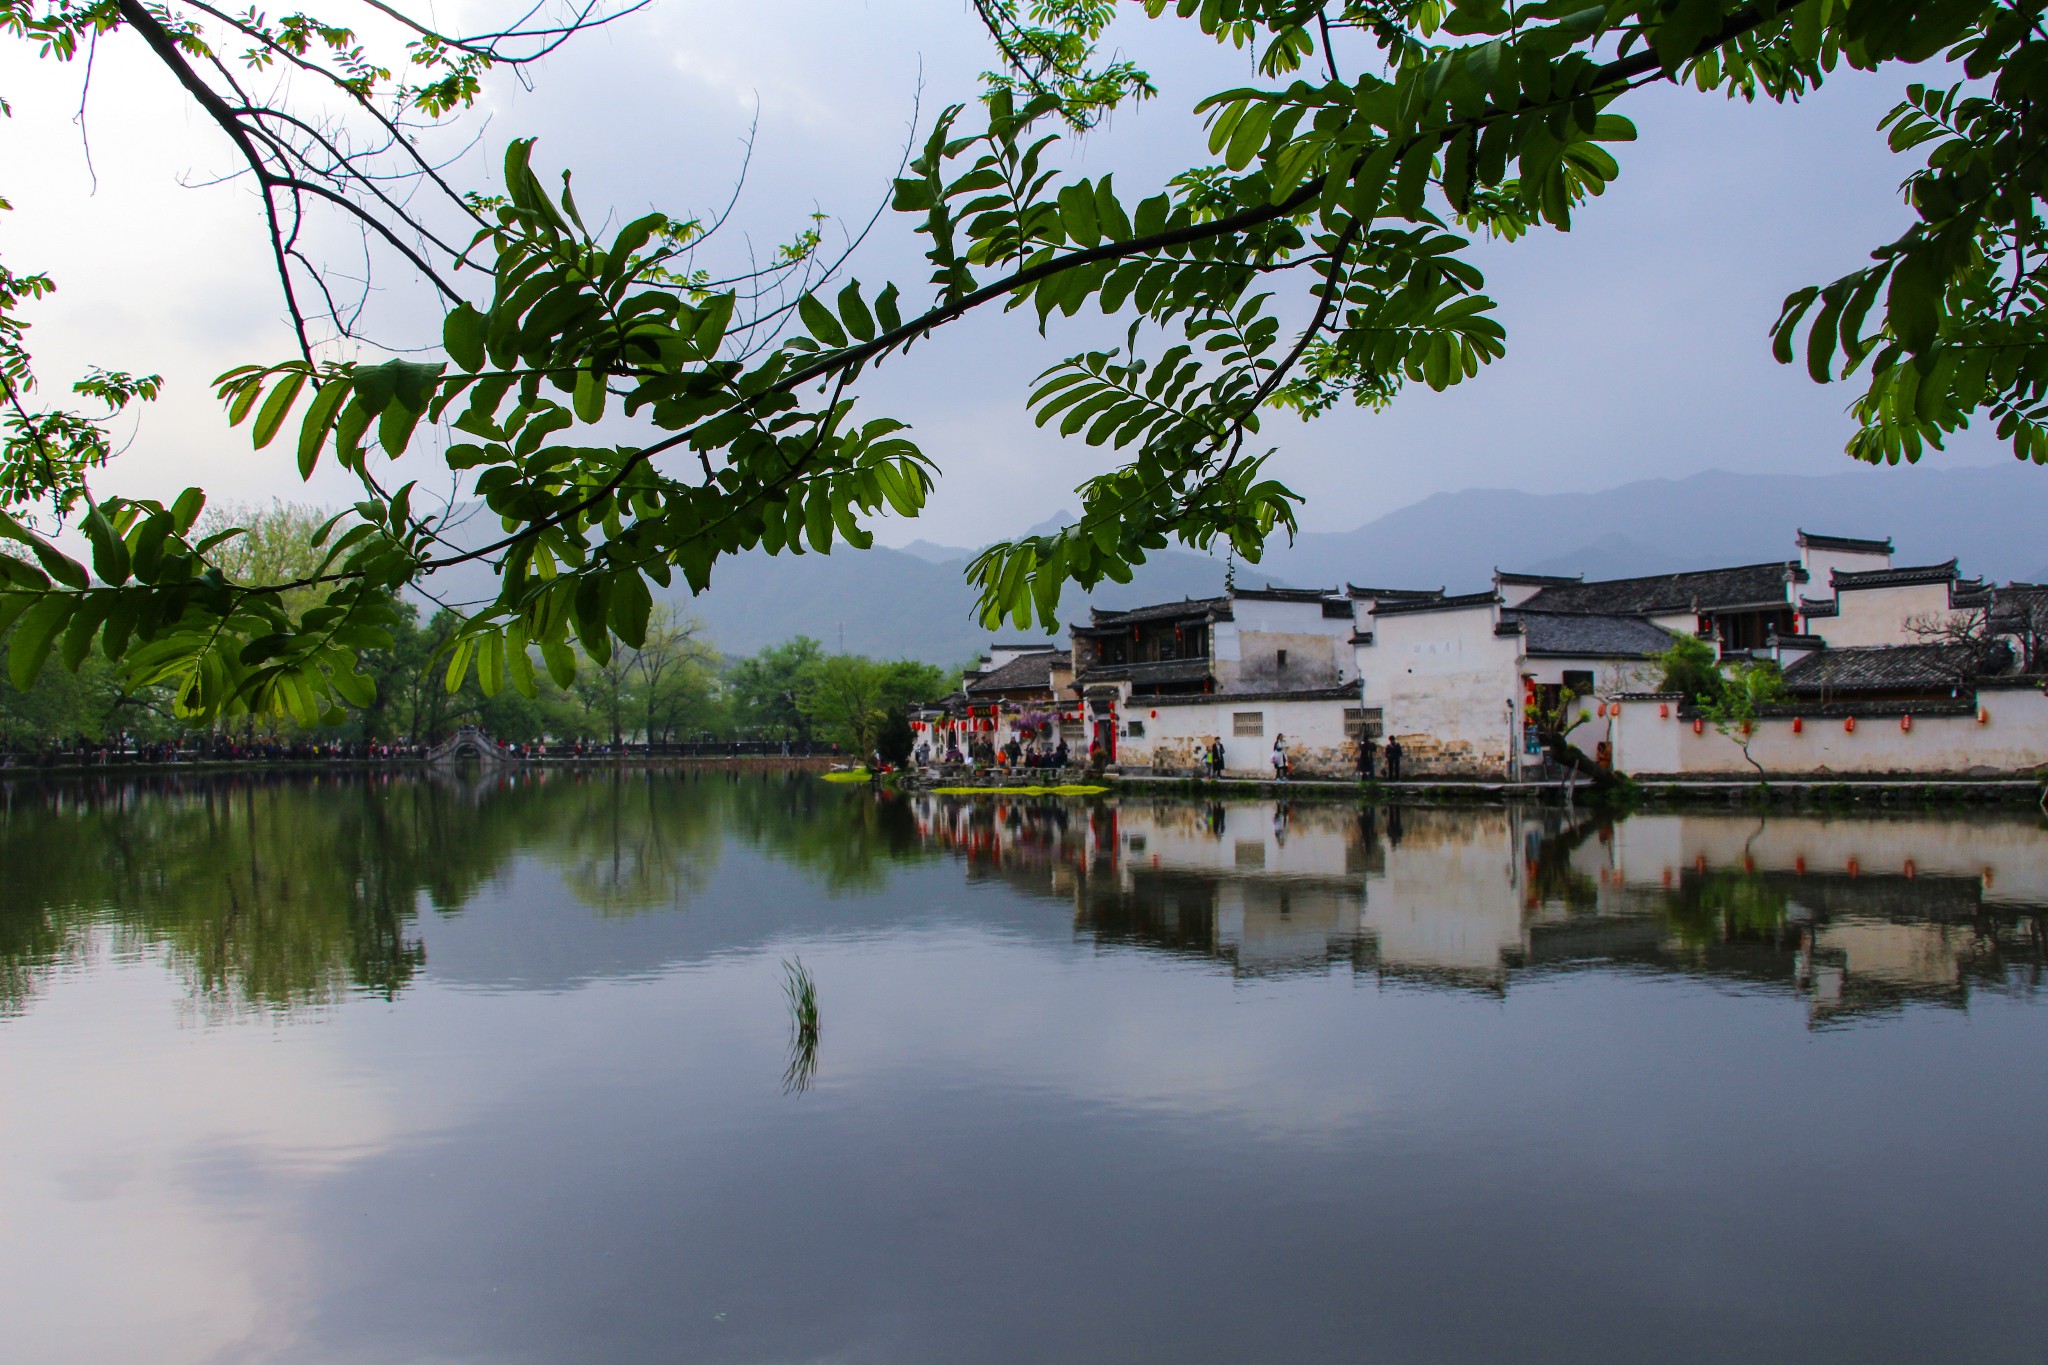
[2,0,2043,724]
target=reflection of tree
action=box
[547,771,722,915]
[725,775,934,892]
[1659,871,1793,950]
[0,770,732,1017]
[1527,815,1605,912]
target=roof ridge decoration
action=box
[1493,569,1584,586]
[1346,583,1446,600]
[1829,559,1960,591]
[1514,561,1806,616]
[1373,590,1501,616]
[1797,529,1895,554]
[1228,585,1340,602]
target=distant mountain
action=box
[894,539,973,565]
[1260,464,2048,593]
[420,465,2048,666]
[659,541,1280,665]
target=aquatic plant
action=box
[782,956,820,1094]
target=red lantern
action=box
[1791,716,1803,734]
[1658,703,1670,719]
[1900,714,1913,732]
[1845,716,1856,733]
[1692,718,1703,735]
[1979,707,1990,725]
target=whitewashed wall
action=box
[1610,684,2048,777]
[1814,581,1960,647]
[1215,596,1356,691]
[1357,603,1522,778]
[1117,694,1357,777]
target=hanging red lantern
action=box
[1900,713,1913,732]
[1658,703,1669,719]
[1845,716,1856,733]
[1791,716,1803,734]
[1692,718,1704,735]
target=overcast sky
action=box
[0,0,2019,548]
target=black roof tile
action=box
[1502,611,1677,658]
[1798,530,1894,555]
[1517,561,1805,616]
[1830,560,1958,591]
[1373,590,1500,617]
[1781,642,2010,693]
[1072,658,1215,686]
[1075,596,1230,631]
[964,649,1071,695]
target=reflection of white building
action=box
[906,792,2048,1017]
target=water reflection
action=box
[2,771,2043,1028]
[0,767,925,1018]
[6,773,2048,1364]
[900,791,2048,1024]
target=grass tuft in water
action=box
[781,956,820,1094]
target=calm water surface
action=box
[3,770,2045,1364]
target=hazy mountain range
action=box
[425,464,2048,665]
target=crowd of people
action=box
[912,733,1073,772]
[0,737,435,769]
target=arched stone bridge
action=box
[427,726,524,766]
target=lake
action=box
[2,769,2044,1364]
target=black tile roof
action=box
[1231,586,1338,603]
[1373,590,1501,617]
[964,649,1071,696]
[1517,562,1805,616]
[1072,657,1214,686]
[1501,611,1677,658]
[1798,529,1894,555]
[1346,583,1445,601]
[1076,596,1230,631]
[1151,684,1362,706]
[1495,570,1583,587]
[1798,596,1839,618]
[1830,560,1958,591]
[1781,642,2011,693]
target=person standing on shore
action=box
[1357,735,1377,782]
[1384,736,1404,782]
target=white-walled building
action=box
[937,530,2048,782]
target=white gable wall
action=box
[1800,542,1891,587]
[1815,581,1960,648]
[1358,603,1522,778]
[1215,595,1357,691]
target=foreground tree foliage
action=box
[1,0,2044,724]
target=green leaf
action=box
[1058,182,1101,247]
[9,595,73,689]
[541,633,577,688]
[296,381,351,479]
[61,593,111,671]
[444,302,489,372]
[378,402,425,458]
[251,371,307,449]
[573,367,606,423]
[798,293,848,348]
[83,506,130,585]
[1225,101,1277,172]
[838,281,876,342]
